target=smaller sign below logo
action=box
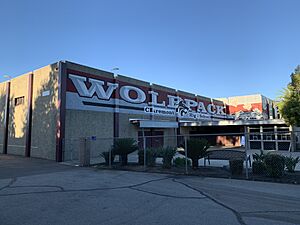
[42,90,50,97]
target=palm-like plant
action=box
[187,138,209,169]
[112,138,138,165]
[252,150,266,175]
[285,156,299,173]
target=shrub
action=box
[138,148,158,167]
[285,156,299,173]
[146,148,159,167]
[252,161,266,175]
[100,151,115,165]
[264,154,285,178]
[138,149,145,165]
[253,150,266,162]
[112,138,138,166]
[161,147,176,169]
[187,138,209,169]
[252,150,266,175]
[229,159,244,175]
[174,157,191,167]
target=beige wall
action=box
[7,73,30,155]
[0,82,8,148]
[64,110,114,160]
[30,63,59,160]
[118,113,150,139]
[0,62,59,159]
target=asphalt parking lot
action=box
[0,154,300,225]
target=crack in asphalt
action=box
[172,178,247,225]
[0,177,170,197]
[130,187,207,200]
[240,210,300,214]
[1,175,299,225]
[0,177,17,191]
[8,185,65,191]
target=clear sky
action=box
[1,0,299,100]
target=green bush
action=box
[100,151,115,165]
[161,147,176,169]
[138,148,158,167]
[229,159,244,175]
[174,157,191,167]
[187,138,209,169]
[264,154,285,178]
[112,138,138,166]
[285,156,299,173]
[252,150,266,175]
[138,149,145,165]
[252,161,266,175]
[147,148,159,167]
[253,150,266,162]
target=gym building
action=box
[0,61,292,162]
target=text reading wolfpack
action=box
[69,74,227,119]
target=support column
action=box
[260,126,264,150]
[2,81,10,154]
[246,126,250,150]
[274,126,278,151]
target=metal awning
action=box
[179,119,286,127]
[129,119,178,128]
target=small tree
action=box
[161,146,176,169]
[252,150,266,174]
[264,154,285,178]
[187,138,209,169]
[278,66,300,126]
[112,138,138,166]
[285,156,299,173]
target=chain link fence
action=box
[62,131,300,180]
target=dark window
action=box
[15,96,25,106]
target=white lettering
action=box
[69,74,118,99]
[207,104,216,114]
[167,95,181,108]
[184,99,197,109]
[197,102,207,113]
[149,91,166,107]
[120,86,146,104]
[216,105,226,115]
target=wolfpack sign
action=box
[66,72,232,120]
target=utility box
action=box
[79,137,90,166]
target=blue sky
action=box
[0,0,299,99]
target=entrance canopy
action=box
[179,119,286,127]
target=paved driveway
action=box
[0,154,299,225]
